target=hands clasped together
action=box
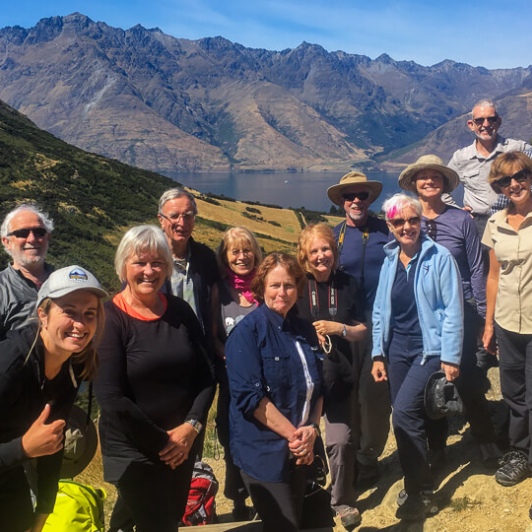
[288,424,318,466]
[159,424,198,470]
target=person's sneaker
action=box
[337,506,362,530]
[479,442,503,469]
[495,450,530,486]
[395,493,427,521]
[396,490,438,517]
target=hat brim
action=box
[424,370,463,420]
[60,405,98,478]
[399,164,459,194]
[327,181,383,207]
[37,286,107,309]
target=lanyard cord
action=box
[308,275,338,355]
[337,221,369,288]
[308,276,337,320]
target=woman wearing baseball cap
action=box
[0,265,107,532]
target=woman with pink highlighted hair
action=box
[370,193,464,522]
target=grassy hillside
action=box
[0,100,341,292]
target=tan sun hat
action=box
[398,155,460,194]
[327,171,383,207]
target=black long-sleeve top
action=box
[94,294,215,483]
[0,324,81,514]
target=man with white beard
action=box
[324,172,391,528]
[0,204,54,340]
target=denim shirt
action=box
[225,304,323,483]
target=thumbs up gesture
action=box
[21,404,66,458]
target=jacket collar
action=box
[383,233,436,259]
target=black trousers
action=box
[495,323,532,464]
[241,465,307,531]
[427,300,497,449]
[116,459,195,532]
[0,466,34,532]
[215,361,248,503]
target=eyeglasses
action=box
[389,216,421,229]
[230,248,253,257]
[492,169,530,190]
[7,227,48,238]
[426,219,437,239]
[159,211,196,223]
[471,115,499,127]
[343,191,369,202]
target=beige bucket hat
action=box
[327,171,383,206]
[398,155,459,194]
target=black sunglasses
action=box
[492,169,530,190]
[389,216,421,229]
[7,227,48,239]
[343,191,370,202]
[471,115,499,127]
[426,219,437,239]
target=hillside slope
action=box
[0,99,318,290]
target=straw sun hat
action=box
[398,155,459,194]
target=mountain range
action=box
[0,12,530,175]
[0,97,314,290]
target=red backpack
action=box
[181,461,219,526]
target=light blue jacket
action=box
[371,235,464,366]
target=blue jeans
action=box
[387,332,441,495]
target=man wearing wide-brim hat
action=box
[325,170,391,510]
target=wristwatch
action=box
[341,324,347,337]
[185,419,203,434]
[309,422,321,437]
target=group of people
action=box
[0,97,532,532]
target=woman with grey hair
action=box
[371,193,464,521]
[95,225,215,532]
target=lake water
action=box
[169,171,404,213]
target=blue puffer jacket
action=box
[371,235,464,365]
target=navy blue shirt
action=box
[334,216,390,311]
[391,256,422,337]
[225,304,322,483]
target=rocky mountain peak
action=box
[0,13,529,174]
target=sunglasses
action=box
[7,227,48,238]
[492,169,530,190]
[389,216,421,229]
[471,115,499,127]
[343,191,370,202]
[426,219,437,239]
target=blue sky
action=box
[0,1,529,69]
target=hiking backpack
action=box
[180,461,218,526]
[43,480,106,531]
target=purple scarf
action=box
[225,268,257,304]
